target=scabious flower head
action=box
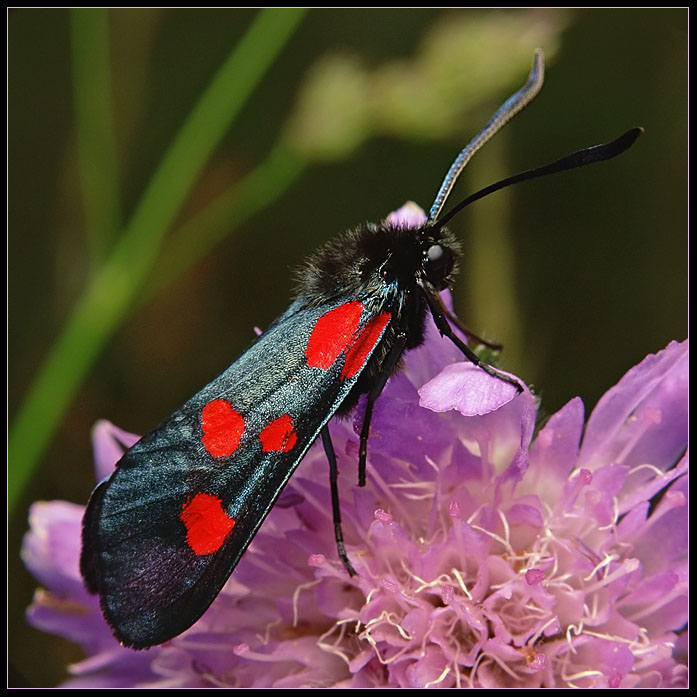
[23,206,687,688]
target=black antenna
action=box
[432,127,643,233]
[428,50,545,222]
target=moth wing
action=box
[81,297,390,648]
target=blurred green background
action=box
[9,8,686,686]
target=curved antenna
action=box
[428,49,545,223]
[431,127,643,232]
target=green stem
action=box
[70,8,121,264]
[9,8,307,513]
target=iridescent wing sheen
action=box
[81,295,390,648]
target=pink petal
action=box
[384,201,427,228]
[578,339,687,472]
[529,397,584,483]
[91,420,141,481]
[418,361,521,416]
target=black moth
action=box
[81,50,641,649]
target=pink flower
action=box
[23,207,687,688]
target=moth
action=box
[81,50,641,648]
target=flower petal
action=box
[418,361,521,416]
[91,420,141,481]
[578,340,687,472]
[384,201,427,228]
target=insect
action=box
[81,50,641,649]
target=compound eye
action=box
[423,243,453,287]
[426,244,444,264]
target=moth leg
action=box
[420,281,524,393]
[321,426,357,576]
[439,299,502,352]
[358,333,408,487]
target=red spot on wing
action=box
[201,399,245,458]
[259,414,298,453]
[342,312,390,380]
[306,302,363,370]
[180,492,235,555]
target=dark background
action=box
[9,8,686,686]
